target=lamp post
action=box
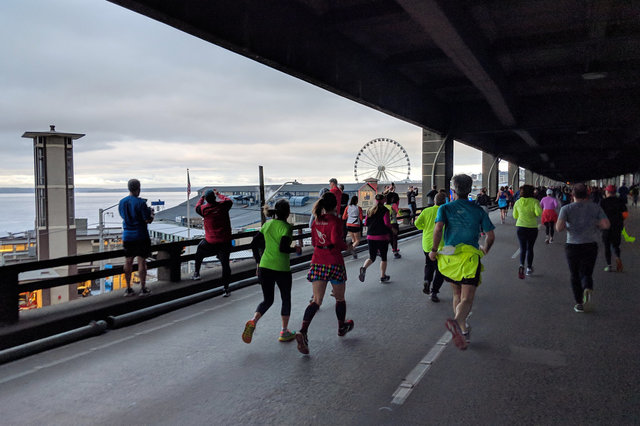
[260,177,299,225]
[98,203,119,293]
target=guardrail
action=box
[0,204,464,325]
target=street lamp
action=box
[98,203,119,293]
[261,179,299,224]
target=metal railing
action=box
[0,207,435,325]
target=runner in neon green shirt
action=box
[242,200,301,344]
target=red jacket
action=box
[195,194,233,244]
[330,186,343,216]
[310,214,347,266]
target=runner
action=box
[600,185,627,272]
[540,188,559,243]
[556,183,610,313]
[430,174,495,350]
[385,193,401,258]
[415,192,446,302]
[496,186,509,223]
[407,185,419,224]
[358,194,392,283]
[295,192,353,355]
[512,185,542,278]
[242,200,302,344]
[342,195,363,259]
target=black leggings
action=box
[565,243,598,304]
[602,228,622,265]
[544,222,555,238]
[517,227,538,268]
[423,252,444,294]
[256,267,292,316]
[195,240,231,286]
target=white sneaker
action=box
[526,267,533,276]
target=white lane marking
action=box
[390,331,452,405]
[511,249,520,259]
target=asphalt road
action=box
[1,208,639,425]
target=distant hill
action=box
[0,187,185,193]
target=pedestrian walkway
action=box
[0,209,638,425]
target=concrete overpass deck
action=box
[1,208,639,425]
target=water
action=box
[0,191,188,234]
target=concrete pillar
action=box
[422,129,453,201]
[22,125,84,306]
[482,153,499,198]
[508,163,519,190]
[524,169,534,185]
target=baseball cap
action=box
[605,185,616,193]
[546,189,553,195]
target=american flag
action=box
[187,169,191,197]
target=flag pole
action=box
[186,168,191,240]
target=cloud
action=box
[0,0,478,189]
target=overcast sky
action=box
[0,0,485,189]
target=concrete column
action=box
[422,129,453,201]
[524,169,534,185]
[508,162,519,190]
[482,153,499,198]
[22,125,84,306]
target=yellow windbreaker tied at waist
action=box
[436,244,485,285]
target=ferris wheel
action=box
[353,138,411,182]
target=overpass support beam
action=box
[508,163,520,190]
[524,170,534,185]
[422,129,453,200]
[482,153,499,198]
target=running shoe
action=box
[338,319,354,336]
[278,329,296,342]
[526,267,533,276]
[583,289,593,312]
[295,331,309,354]
[358,267,366,282]
[139,287,151,297]
[464,317,471,342]
[616,258,623,272]
[394,252,402,259]
[445,319,468,350]
[123,287,136,297]
[242,319,256,344]
[549,237,553,243]
[518,265,525,280]
[380,275,391,282]
[604,265,613,272]
[430,293,440,303]
[544,236,549,244]
[191,272,201,281]
[223,288,231,298]
[574,303,584,313]
[352,251,358,259]
[423,281,431,294]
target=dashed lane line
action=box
[390,331,452,406]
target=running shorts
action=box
[307,263,347,284]
[123,238,151,258]
[443,261,482,287]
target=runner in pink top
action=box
[540,189,559,243]
[295,191,353,355]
